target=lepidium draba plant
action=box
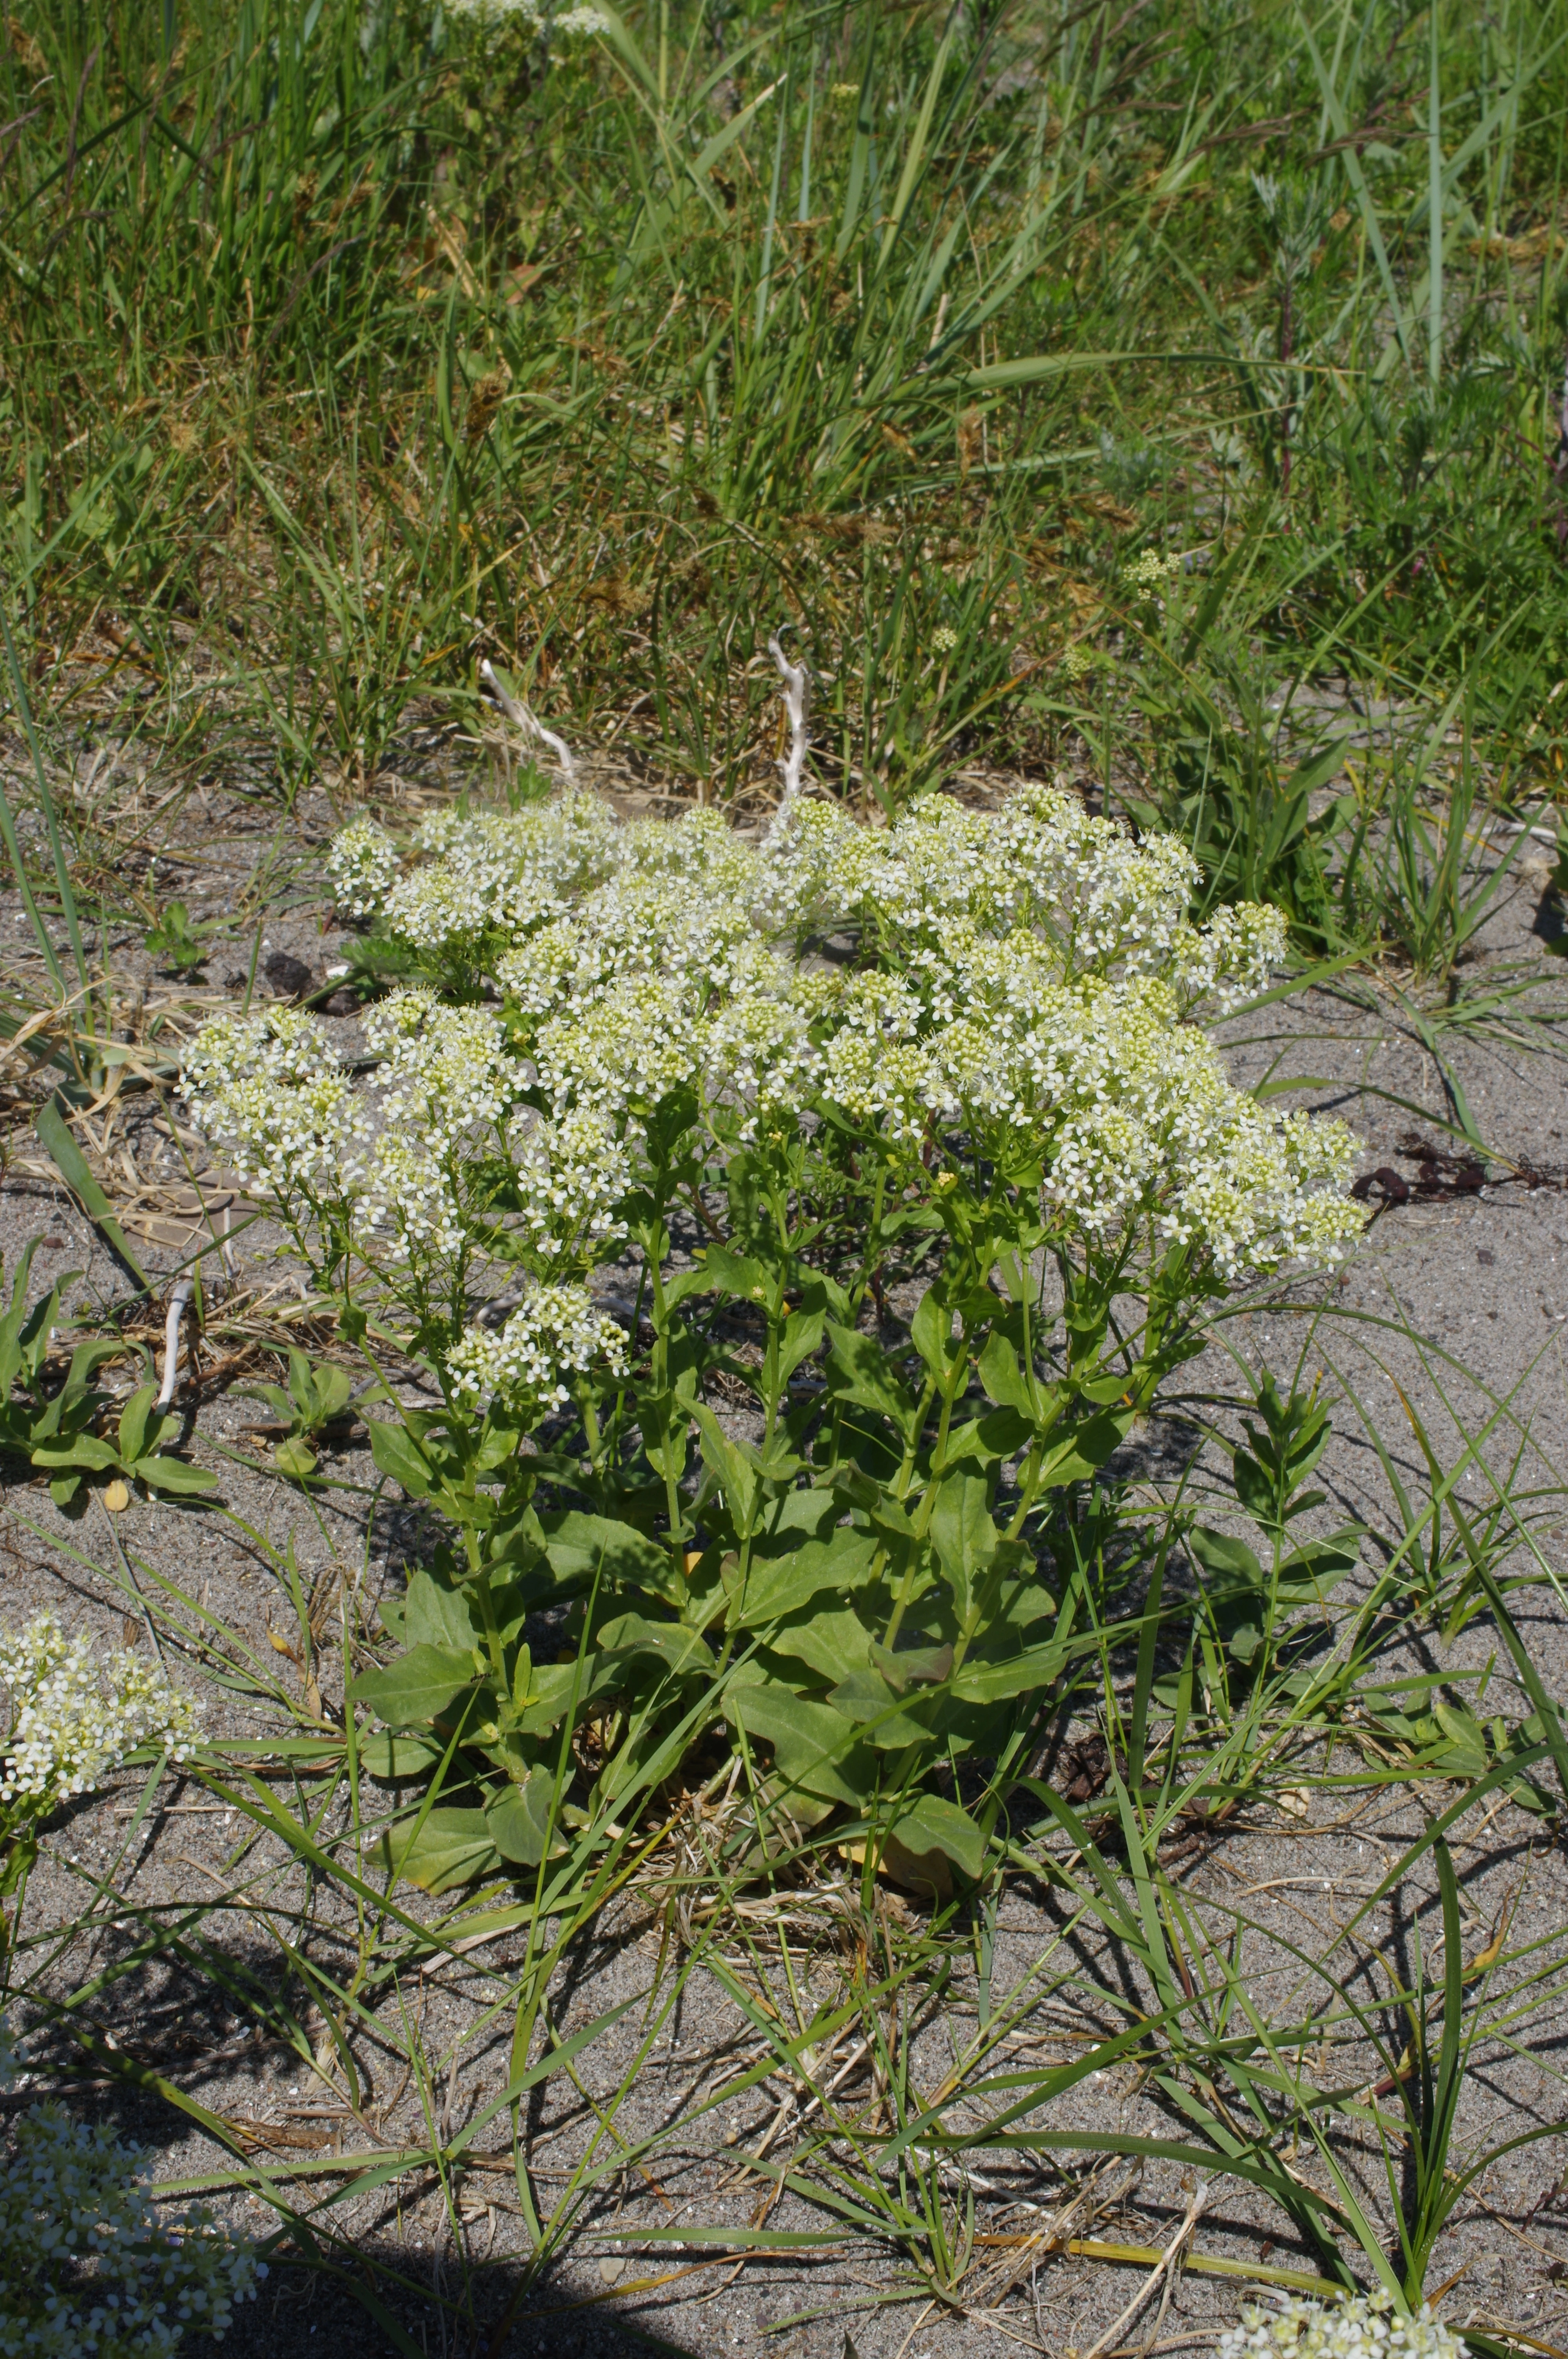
[0,2015,263,2356]
[0,1614,200,1914]
[189,784,1364,1891]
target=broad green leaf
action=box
[538,1509,681,1602]
[381,1806,497,1895]
[516,1658,601,1736]
[1276,1539,1358,1606]
[404,1564,481,1651]
[596,1612,714,1678]
[765,1605,873,1687]
[1037,1407,1134,1489]
[0,1240,40,1395]
[485,1771,559,1865]
[137,1454,219,1497]
[824,1321,920,1436]
[978,1330,1039,1419]
[694,1245,773,1303]
[778,1296,826,1386]
[930,1467,1000,1623]
[952,1635,1068,1705]
[742,1521,880,1624]
[726,1678,877,1806]
[909,1286,957,1381]
[1188,1527,1265,1591]
[691,1405,760,1534]
[272,1437,317,1479]
[32,1433,118,1472]
[368,1417,434,1501]
[829,1668,932,1748]
[359,1732,443,1779]
[118,1384,160,1468]
[889,1792,987,1879]
[354,1643,479,1729]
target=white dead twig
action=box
[156,1276,196,1409]
[1079,2181,1209,2359]
[768,628,809,802]
[478,658,578,783]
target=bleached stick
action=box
[479,658,578,783]
[768,629,810,802]
[157,1276,196,1409]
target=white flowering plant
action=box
[184,783,1363,1891]
[0,1613,201,1903]
[0,2014,262,2356]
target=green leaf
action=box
[829,1668,932,1748]
[31,1433,118,1473]
[0,1240,40,1396]
[824,1321,920,1437]
[1037,1406,1134,1488]
[910,1286,957,1381]
[765,1605,873,1686]
[930,1467,1001,1623]
[691,1404,760,1534]
[273,1436,318,1479]
[34,1092,148,1289]
[404,1563,482,1651]
[358,1732,443,1779]
[381,1806,498,1895]
[596,1612,715,1678]
[117,1384,161,1469]
[726,1677,877,1806]
[136,1454,218,1497]
[368,1417,434,1500]
[538,1510,681,1603]
[778,1293,826,1386]
[888,1792,987,1880]
[1276,1538,1358,1605]
[1188,1527,1265,1592]
[977,1330,1039,1419]
[354,1644,479,1729]
[952,1636,1068,1705]
[742,1520,880,1624]
[692,1245,774,1304]
[485,1771,559,1865]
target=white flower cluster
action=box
[310,785,1363,1282]
[1127,547,1184,593]
[180,1007,363,1200]
[382,796,619,956]
[0,2082,262,2355]
[0,1616,200,1810]
[446,0,607,29]
[1217,2293,1463,2359]
[325,815,402,916]
[446,1284,628,1413]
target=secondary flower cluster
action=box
[446,1284,628,1414]
[180,1007,365,1204]
[1216,2294,1463,2359]
[0,1617,200,1811]
[0,2057,263,2355]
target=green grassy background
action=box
[4,0,1568,900]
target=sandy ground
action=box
[1,796,1567,2357]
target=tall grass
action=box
[2,0,1566,837]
